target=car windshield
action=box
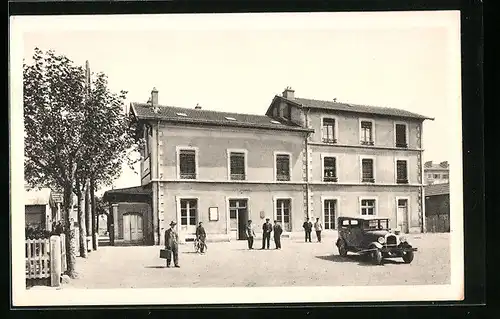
[363,219,389,230]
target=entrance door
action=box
[276,199,291,232]
[123,213,144,242]
[229,199,248,240]
[396,198,409,233]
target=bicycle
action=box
[193,237,207,253]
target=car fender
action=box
[369,242,383,250]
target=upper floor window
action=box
[443,174,449,179]
[360,199,376,216]
[229,151,246,180]
[276,154,290,181]
[361,158,375,183]
[395,123,408,148]
[433,174,440,179]
[396,160,409,184]
[360,120,374,145]
[179,149,197,179]
[322,118,337,144]
[323,156,338,182]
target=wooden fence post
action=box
[50,235,61,287]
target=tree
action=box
[24,48,86,278]
[24,48,137,275]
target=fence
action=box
[25,235,65,287]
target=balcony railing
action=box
[230,173,246,181]
[362,177,375,183]
[360,140,374,146]
[396,143,408,148]
[180,173,197,179]
[276,174,290,181]
[397,178,409,184]
[322,138,337,144]
[323,176,338,182]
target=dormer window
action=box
[270,120,281,124]
[176,112,188,117]
[225,116,236,121]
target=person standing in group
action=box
[246,220,256,249]
[261,218,272,249]
[273,220,283,249]
[314,217,323,243]
[195,221,207,253]
[302,218,313,243]
[164,221,180,268]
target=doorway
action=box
[396,198,409,233]
[123,213,144,242]
[229,199,248,240]
[276,199,292,232]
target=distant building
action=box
[25,188,62,230]
[104,87,433,246]
[424,183,450,232]
[424,161,449,185]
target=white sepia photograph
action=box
[10,11,464,306]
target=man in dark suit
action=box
[273,220,283,249]
[303,218,313,242]
[261,218,272,249]
[164,221,180,268]
[196,221,207,253]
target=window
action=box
[360,120,374,145]
[323,157,337,182]
[179,149,196,179]
[361,158,375,183]
[360,199,376,216]
[433,174,439,179]
[443,174,449,179]
[427,173,433,179]
[322,118,337,143]
[324,199,336,229]
[180,199,197,226]
[229,152,246,180]
[396,160,408,184]
[276,199,291,232]
[276,154,290,181]
[395,123,408,148]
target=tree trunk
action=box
[77,186,88,258]
[63,185,78,279]
[91,177,97,250]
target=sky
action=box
[16,12,461,195]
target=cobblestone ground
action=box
[64,233,450,289]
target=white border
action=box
[320,153,339,182]
[273,151,292,182]
[358,118,375,145]
[359,155,377,183]
[175,146,199,180]
[11,11,463,306]
[358,196,379,216]
[226,149,248,181]
[320,196,340,230]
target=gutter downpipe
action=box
[156,120,161,245]
[305,108,311,219]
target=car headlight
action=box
[399,236,407,243]
[377,236,385,244]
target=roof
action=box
[277,96,434,120]
[25,188,53,206]
[102,185,152,202]
[425,183,450,196]
[424,163,450,170]
[130,103,313,133]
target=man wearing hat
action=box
[164,221,180,268]
[261,218,273,249]
[273,220,283,249]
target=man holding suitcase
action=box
[164,221,180,268]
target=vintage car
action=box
[335,216,417,265]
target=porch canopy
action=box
[102,185,152,204]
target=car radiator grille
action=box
[386,235,397,245]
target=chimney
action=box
[282,86,295,100]
[151,87,158,106]
[195,103,202,110]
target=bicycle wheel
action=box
[194,240,199,253]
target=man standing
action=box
[273,220,283,249]
[261,218,272,249]
[302,218,313,243]
[196,221,207,253]
[164,221,180,268]
[246,220,256,249]
[314,217,323,243]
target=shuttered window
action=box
[362,158,375,183]
[230,152,246,180]
[179,149,196,179]
[396,160,408,184]
[276,154,290,181]
[322,118,337,143]
[395,124,407,148]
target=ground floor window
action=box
[180,199,197,226]
[276,199,291,232]
[360,199,376,216]
[323,199,337,229]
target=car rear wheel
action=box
[371,248,383,265]
[402,251,414,264]
[338,241,348,257]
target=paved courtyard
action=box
[65,233,450,289]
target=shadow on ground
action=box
[144,265,167,269]
[316,254,406,266]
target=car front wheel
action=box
[338,241,347,257]
[371,248,383,265]
[402,251,414,264]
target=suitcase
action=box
[159,249,171,259]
